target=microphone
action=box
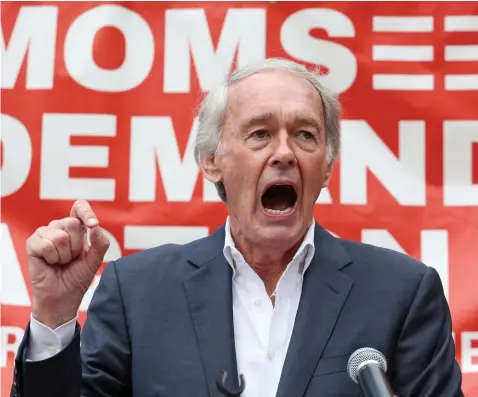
[347,347,398,397]
[216,371,245,397]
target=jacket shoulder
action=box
[110,231,220,276]
[115,243,186,267]
[337,238,429,284]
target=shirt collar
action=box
[223,217,316,277]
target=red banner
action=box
[1,1,477,395]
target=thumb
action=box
[86,226,110,266]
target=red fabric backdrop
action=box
[1,1,477,395]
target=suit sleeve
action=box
[391,266,464,397]
[11,261,131,397]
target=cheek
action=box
[301,165,327,198]
[223,154,263,186]
[225,168,250,189]
[222,166,257,204]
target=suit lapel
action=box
[276,224,354,397]
[183,227,239,397]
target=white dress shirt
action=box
[223,219,315,397]
[27,219,315,397]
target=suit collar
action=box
[312,222,353,271]
[185,225,226,268]
[186,220,352,270]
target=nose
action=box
[268,132,297,168]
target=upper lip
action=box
[260,178,300,197]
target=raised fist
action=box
[26,199,110,329]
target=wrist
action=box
[31,300,78,329]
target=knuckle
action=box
[66,216,82,229]
[35,226,47,235]
[25,235,37,253]
[41,239,58,257]
[53,230,70,247]
[48,219,61,228]
[26,234,35,245]
[67,228,85,243]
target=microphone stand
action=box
[216,371,246,397]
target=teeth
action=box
[264,207,293,215]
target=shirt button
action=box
[267,350,275,360]
[254,298,262,307]
[46,345,58,354]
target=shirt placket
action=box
[259,262,300,397]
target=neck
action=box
[229,222,306,296]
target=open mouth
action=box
[261,184,298,215]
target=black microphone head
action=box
[347,347,388,384]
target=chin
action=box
[254,221,306,247]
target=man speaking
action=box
[11,58,463,397]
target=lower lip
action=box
[261,203,297,218]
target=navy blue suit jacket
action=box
[12,223,463,397]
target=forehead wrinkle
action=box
[223,71,324,135]
[240,109,323,131]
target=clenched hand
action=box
[26,200,110,329]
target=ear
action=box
[200,154,223,184]
[322,162,334,188]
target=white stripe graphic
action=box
[373,45,434,61]
[124,226,210,250]
[445,45,478,61]
[445,75,478,90]
[373,74,434,90]
[373,16,434,32]
[444,16,478,32]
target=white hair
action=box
[194,57,342,201]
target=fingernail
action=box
[87,218,97,227]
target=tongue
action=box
[262,196,290,211]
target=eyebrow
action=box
[294,116,322,132]
[242,113,275,130]
[242,113,322,132]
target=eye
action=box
[251,129,269,139]
[299,130,315,140]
